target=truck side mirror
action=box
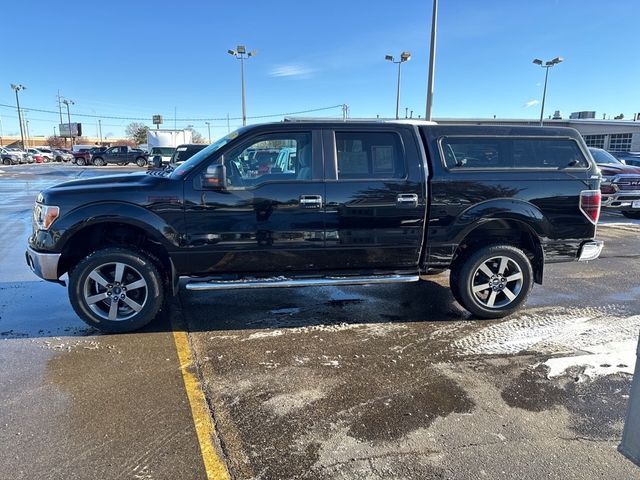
[202,161,226,189]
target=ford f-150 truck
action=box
[91,146,148,167]
[26,121,603,332]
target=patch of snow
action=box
[453,308,640,356]
[244,330,284,340]
[543,340,637,380]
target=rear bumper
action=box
[602,192,640,210]
[578,240,604,261]
[25,246,61,280]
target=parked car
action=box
[165,144,207,167]
[611,151,640,167]
[590,147,640,219]
[52,149,74,162]
[26,122,604,332]
[1,147,24,165]
[90,146,148,167]
[149,146,175,166]
[28,148,52,163]
[72,148,93,166]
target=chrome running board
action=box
[184,274,420,291]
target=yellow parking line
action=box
[172,328,230,480]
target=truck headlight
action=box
[34,204,60,230]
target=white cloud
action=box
[524,99,540,108]
[269,64,314,78]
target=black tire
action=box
[622,211,640,220]
[68,247,164,333]
[93,157,105,166]
[451,244,533,319]
[135,157,147,167]
[76,157,86,166]
[2,159,10,166]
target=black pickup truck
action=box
[91,146,148,167]
[26,121,603,332]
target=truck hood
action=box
[40,172,168,203]
[598,163,640,176]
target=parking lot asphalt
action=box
[1,164,639,480]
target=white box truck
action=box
[147,129,193,164]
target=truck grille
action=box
[614,176,640,191]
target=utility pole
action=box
[11,84,26,149]
[226,113,230,133]
[0,114,3,147]
[98,119,102,143]
[205,121,211,143]
[25,119,30,148]
[62,99,75,146]
[425,0,438,121]
[57,90,65,147]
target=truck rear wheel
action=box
[69,248,164,333]
[451,244,533,319]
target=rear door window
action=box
[335,131,405,179]
[440,137,589,170]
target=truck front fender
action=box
[31,202,182,252]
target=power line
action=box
[0,103,344,122]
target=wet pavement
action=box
[1,164,639,479]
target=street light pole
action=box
[205,121,211,143]
[11,84,26,149]
[98,119,102,143]
[228,45,256,127]
[533,57,564,126]
[385,51,411,119]
[425,0,438,121]
[62,99,75,146]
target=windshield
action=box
[151,147,175,156]
[170,129,244,178]
[589,148,621,165]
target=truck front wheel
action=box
[136,157,147,167]
[69,248,164,332]
[451,244,533,319]
[93,157,105,166]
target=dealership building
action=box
[436,113,640,152]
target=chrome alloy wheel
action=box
[471,255,524,309]
[83,262,148,321]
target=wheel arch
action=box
[452,216,545,284]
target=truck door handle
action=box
[396,194,418,207]
[299,195,323,208]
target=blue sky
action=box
[1,0,638,140]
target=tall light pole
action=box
[205,121,211,143]
[533,57,564,126]
[425,0,438,121]
[62,99,75,146]
[228,45,256,127]
[385,51,411,119]
[10,84,26,149]
[98,119,103,143]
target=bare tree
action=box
[186,126,206,144]
[125,122,149,145]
